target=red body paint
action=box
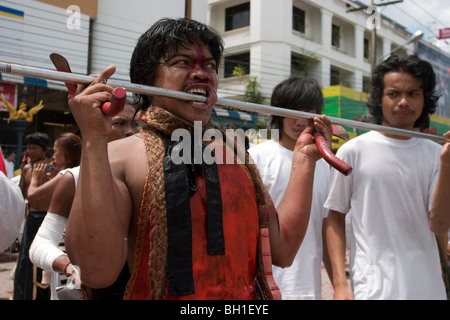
[182,42,218,108]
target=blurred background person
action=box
[249,75,332,300]
[3,149,16,179]
[14,132,50,300]
[30,102,141,300]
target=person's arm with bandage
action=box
[29,171,80,285]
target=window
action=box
[293,7,305,33]
[225,3,250,31]
[330,68,340,86]
[224,52,250,78]
[291,52,308,76]
[291,53,304,75]
[364,38,370,60]
[332,24,340,48]
[291,52,318,77]
[363,76,370,93]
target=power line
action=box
[409,0,446,28]
[393,1,450,47]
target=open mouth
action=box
[187,88,208,106]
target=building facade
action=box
[210,0,415,99]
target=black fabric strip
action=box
[202,145,225,255]
[163,140,195,296]
[162,140,225,296]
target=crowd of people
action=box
[1,17,449,300]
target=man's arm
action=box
[269,116,331,267]
[322,218,333,282]
[27,162,61,204]
[65,65,131,289]
[19,163,31,198]
[326,210,353,300]
[429,131,450,236]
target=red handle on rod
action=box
[313,129,352,176]
[50,53,126,117]
[101,87,126,116]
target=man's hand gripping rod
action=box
[49,53,126,116]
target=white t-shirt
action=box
[324,131,446,300]
[4,159,14,179]
[0,171,25,251]
[249,139,331,300]
[59,166,80,188]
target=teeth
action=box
[188,88,207,105]
[187,88,207,96]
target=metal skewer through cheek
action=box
[0,61,447,174]
[1,62,444,143]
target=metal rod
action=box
[0,61,446,144]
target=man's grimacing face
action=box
[151,42,219,125]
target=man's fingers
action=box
[74,65,116,95]
[94,64,116,85]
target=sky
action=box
[358,0,450,54]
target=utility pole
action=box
[370,0,376,74]
[346,0,403,73]
[185,0,192,19]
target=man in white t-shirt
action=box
[3,149,16,179]
[249,76,332,300]
[325,55,450,300]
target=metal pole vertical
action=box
[370,0,377,74]
[185,0,192,19]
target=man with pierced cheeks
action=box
[65,18,333,300]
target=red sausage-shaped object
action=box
[101,87,126,116]
[313,129,352,176]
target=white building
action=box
[210,0,416,101]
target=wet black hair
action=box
[24,132,49,150]
[130,17,224,112]
[270,75,323,138]
[5,149,15,157]
[367,55,439,128]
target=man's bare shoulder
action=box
[22,163,32,173]
[108,133,148,181]
[108,133,147,225]
[108,134,145,156]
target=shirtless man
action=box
[14,132,52,300]
[29,102,141,300]
[65,18,332,300]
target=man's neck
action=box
[30,157,47,164]
[378,122,414,140]
[278,135,296,151]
